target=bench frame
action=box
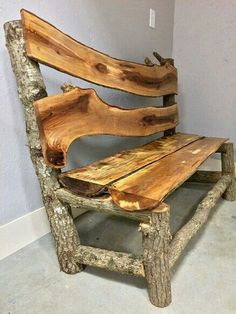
[5,20,236,308]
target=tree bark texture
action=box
[221,143,236,201]
[56,188,154,223]
[140,210,172,307]
[76,245,145,277]
[169,174,231,268]
[187,170,222,183]
[4,20,83,274]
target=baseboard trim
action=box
[0,205,87,261]
[0,207,50,260]
[1,158,235,260]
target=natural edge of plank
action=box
[109,188,160,211]
[34,87,178,168]
[56,188,153,222]
[21,9,177,97]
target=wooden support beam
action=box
[162,57,176,136]
[187,170,222,183]
[62,175,230,294]
[217,143,228,153]
[140,210,171,307]
[221,143,236,201]
[4,20,83,274]
[169,174,231,268]
[56,188,156,223]
[75,245,145,277]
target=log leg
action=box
[140,209,171,307]
[4,21,84,274]
[221,143,236,201]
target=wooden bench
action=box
[4,9,236,308]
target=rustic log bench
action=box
[4,9,236,308]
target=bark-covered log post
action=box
[221,143,236,201]
[140,209,172,308]
[4,20,84,274]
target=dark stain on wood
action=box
[119,63,135,69]
[46,148,64,166]
[95,63,108,74]
[78,94,90,112]
[59,176,107,197]
[142,114,176,126]
[122,70,176,89]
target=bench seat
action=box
[59,133,227,211]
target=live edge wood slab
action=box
[21,9,177,97]
[109,137,227,210]
[59,133,201,190]
[34,87,179,168]
[60,135,227,211]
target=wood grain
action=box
[21,9,177,97]
[60,133,201,195]
[109,137,227,210]
[34,87,179,168]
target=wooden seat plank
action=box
[109,137,227,210]
[21,9,177,97]
[59,133,202,196]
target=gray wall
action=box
[173,0,236,153]
[0,0,175,224]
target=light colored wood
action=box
[169,174,231,268]
[110,190,167,212]
[34,87,179,168]
[21,9,177,97]
[60,133,201,194]
[4,20,84,274]
[109,137,227,210]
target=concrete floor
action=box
[1,183,236,314]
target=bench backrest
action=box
[21,9,178,168]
